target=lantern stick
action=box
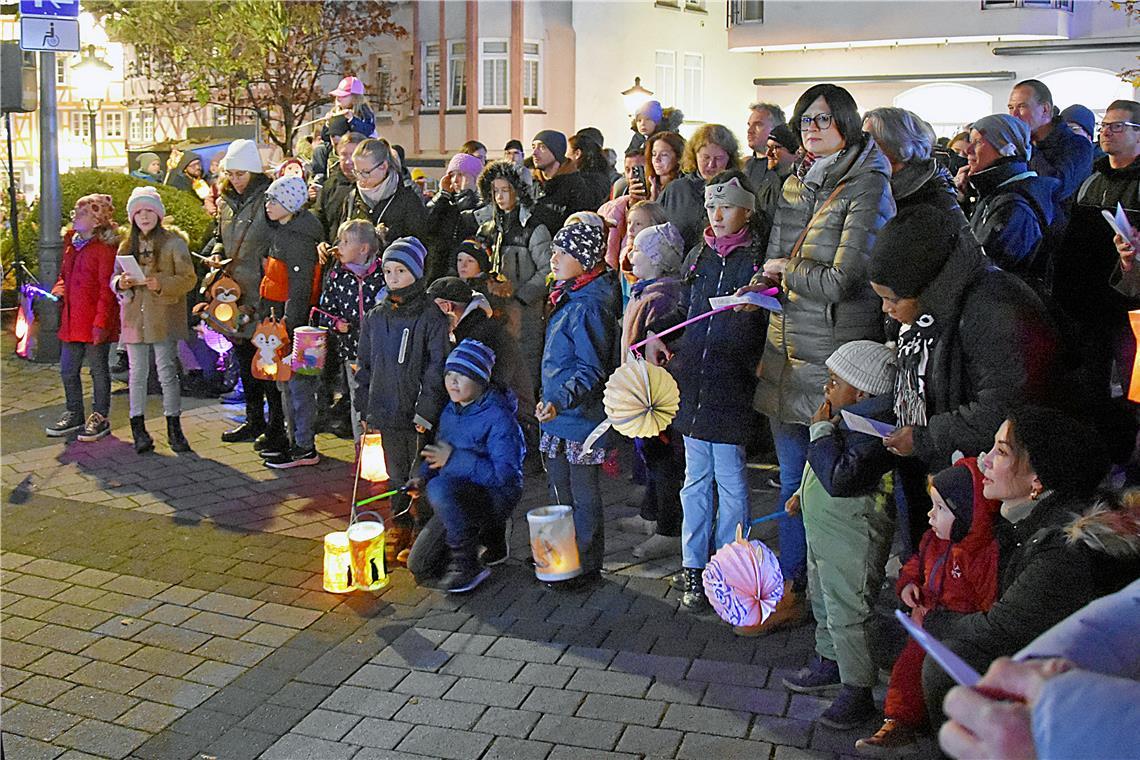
[355,488,402,508]
[750,509,788,526]
[627,287,779,359]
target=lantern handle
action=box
[746,509,788,540]
[352,510,385,526]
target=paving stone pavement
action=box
[1,339,941,759]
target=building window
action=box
[680,53,703,118]
[103,111,124,138]
[685,0,707,10]
[523,41,541,108]
[56,56,69,86]
[893,83,992,138]
[655,50,676,105]
[480,40,508,109]
[69,111,90,139]
[727,0,764,25]
[374,54,393,110]
[129,110,155,143]
[448,41,467,109]
[423,43,441,111]
[211,106,229,127]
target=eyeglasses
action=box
[1099,121,1140,135]
[799,113,833,132]
[356,162,384,177]
[765,144,788,156]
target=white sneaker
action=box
[632,533,679,559]
[616,515,656,535]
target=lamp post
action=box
[621,76,654,115]
[71,45,113,169]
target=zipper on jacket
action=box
[689,254,727,430]
[398,327,410,364]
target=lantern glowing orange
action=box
[1130,310,1140,403]
[322,531,353,593]
[14,302,31,358]
[347,521,388,591]
[526,505,582,582]
[359,433,389,482]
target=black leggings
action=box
[233,340,284,438]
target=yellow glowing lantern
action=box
[347,520,388,591]
[322,531,353,593]
[526,505,582,582]
[214,302,235,323]
[359,433,389,482]
[1130,310,1140,404]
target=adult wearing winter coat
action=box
[314,130,367,242]
[922,406,1139,727]
[340,138,428,249]
[531,130,593,229]
[212,140,277,444]
[743,103,789,218]
[568,132,613,211]
[1008,79,1093,203]
[745,84,894,615]
[660,123,742,252]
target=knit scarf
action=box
[702,226,751,258]
[358,170,400,207]
[630,277,659,299]
[894,314,938,427]
[385,278,426,308]
[549,266,605,308]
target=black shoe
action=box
[221,421,264,443]
[680,567,708,611]
[110,351,129,380]
[546,570,601,591]
[130,415,154,454]
[818,685,877,730]
[46,411,85,437]
[480,520,512,566]
[77,412,111,442]
[264,447,320,469]
[257,435,292,457]
[166,415,192,453]
[441,562,492,593]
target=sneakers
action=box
[481,520,512,566]
[632,533,679,559]
[76,412,110,442]
[782,656,841,694]
[45,411,84,437]
[264,447,320,469]
[819,685,878,730]
[616,514,656,535]
[855,719,919,757]
[256,435,291,458]
[680,567,709,611]
[734,580,808,636]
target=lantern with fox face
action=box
[251,316,293,381]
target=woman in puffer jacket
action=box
[743,83,895,629]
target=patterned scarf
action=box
[894,314,938,427]
[548,266,606,309]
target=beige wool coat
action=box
[111,229,197,344]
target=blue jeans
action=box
[679,436,750,570]
[60,341,111,418]
[545,455,604,574]
[287,372,320,450]
[771,418,809,585]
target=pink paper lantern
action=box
[702,526,784,627]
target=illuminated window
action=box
[481,40,508,109]
[894,83,993,138]
[448,41,466,109]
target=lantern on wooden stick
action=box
[526,505,581,582]
[322,532,353,593]
[359,432,389,482]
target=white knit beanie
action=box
[221,139,264,173]
[265,176,308,214]
[825,340,896,397]
[126,186,166,222]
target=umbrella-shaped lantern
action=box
[603,357,680,438]
[702,524,784,627]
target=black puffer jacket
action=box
[259,209,324,335]
[427,188,484,280]
[1029,118,1094,203]
[659,173,708,254]
[314,163,354,242]
[909,235,1060,467]
[534,164,593,230]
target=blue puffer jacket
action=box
[540,270,620,443]
[659,235,768,445]
[356,287,450,433]
[425,388,526,506]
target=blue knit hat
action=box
[552,221,606,271]
[637,100,664,125]
[382,236,427,280]
[445,339,496,385]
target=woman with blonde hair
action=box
[660,123,742,251]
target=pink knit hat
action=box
[447,153,484,182]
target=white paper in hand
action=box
[1102,202,1137,246]
[115,255,146,281]
[708,291,782,313]
[840,409,896,438]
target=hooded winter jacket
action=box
[429,387,525,506]
[54,229,121,344]
[754,136,895,425]
[164,150,202,196]
[907,235,1059,467]
[216,173,273,336]
[317,257,386,364]
[259,209,324,335]
[534,163,593,231]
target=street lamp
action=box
[621,76,654,115]
[71,44,113,169]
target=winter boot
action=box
[734,579,808,636]
[680,567,708,611]
[166,415,192,453]
[819,685,877,730]
[440,544,491,593]
[131,416,154,454]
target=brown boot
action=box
[733,580,807,637]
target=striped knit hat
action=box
[382,236,427,280]
[445,339,496,385]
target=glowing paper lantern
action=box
[290,326,328,376]
[359,433,389,482]
[14,295,32,358]
[347,520,388,591]
[1130,310,1140,403]
[702,524,784,627]
[323,531,353,593]
[526,505,581,582]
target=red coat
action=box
[896,457,1000,614]
[53,230,120,344]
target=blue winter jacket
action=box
[540,270,620,443]
[806,393,897,498]
[424,388,526,507]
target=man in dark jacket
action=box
[1007,79,1093,203]
[315,131,367,243]
[743,103,788,217]
[755,124,798,219]
[531,129,592,229]
[963,114,1062,297]
[340,138,428,250]
[164,149,205,198]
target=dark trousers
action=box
[639,432,683,537]
[60,341,110,417]
[381,428,421,523]
[546,455,604,574]
[407,475,519,580]
[233,340,284,438]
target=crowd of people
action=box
[46,74,1140,755]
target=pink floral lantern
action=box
[702,525,784,627]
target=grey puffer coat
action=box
[754,136,895,425]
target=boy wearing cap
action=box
[406,339,526,592]
[259,176,326,468]
[356,236,451,537]
[781,340,899,729]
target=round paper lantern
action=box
[702,525,784,627]
[602,358,680,439]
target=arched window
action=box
[1035,68,1135,120]
[894,83,994,138]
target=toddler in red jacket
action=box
[855,457,1000,756]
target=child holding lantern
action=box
[356,236,451,545]
[536,221,620,588]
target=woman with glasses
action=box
[341,138,428,250]
[741,83,895,636]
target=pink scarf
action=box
[702,225,751,258]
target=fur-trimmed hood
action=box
[478,160,536,209]
[1065,491,1140,559]
[630,106,684,135]
[63,224,122,248]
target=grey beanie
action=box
[973,114,1032,161]
[825,340,897,397]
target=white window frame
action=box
[129,110,142,143]
[103,111,124,138]
[141,111,155,142]
[654,50,676,106]
[56,56,68,86]
[422,42,441,111]
[522,40,542,109]
[681,52,703,118]
[211,105,229,127]
[479,38,509,109]
[448,40,467,109]
[69,111,90,139]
